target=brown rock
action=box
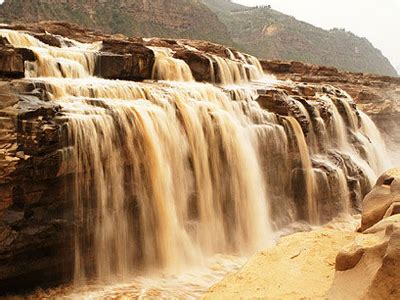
[299,84,316,97]
[0,80,73,294]
[32,33,62,48]
[96,39,155,81]
[328,225,400,299]
[360,168,400,232]
[174,49,213,82]
[0,38,25,78]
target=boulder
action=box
[328,224,400,299]
[32,33,62,48]
[96,39,155,81]
[174,49,213,82]
[360,168,400,232]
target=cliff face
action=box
[0,0,397,76]
[260,59,400,165]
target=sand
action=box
[204,228,378,299]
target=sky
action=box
[233,0,400,69]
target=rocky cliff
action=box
[261,59,400,165]
[0,0,397,76]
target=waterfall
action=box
[0,29,99,78]
[150,47,194,81]
[210,51,264,85]
[359,111,392,173]
[285,117,318,224]
[0,29,392,284]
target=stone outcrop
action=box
[96,39,155,81]
[359,168,400,232]
[328,223,400,299]
[261,59,400,165]
[329,200,400,299]
[327,168,400,299]
[0,81,73,293]
[0,37,25,79]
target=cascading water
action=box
[285,116,318,224]
[0,29,99,78]
[150,47,194,81]
[0,28,392,297]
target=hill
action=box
[0,0,396,76]
[0,0,233,45]
[203,0,397,76]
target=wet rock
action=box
[0,37,25,78]
[32,33,62,48]
[0,80,73,294]
[174,49,213,82]
[298,84,316,97]
[96,39,155,81]
[256,89,290,115]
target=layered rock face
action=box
[0,22,393,295]
[0,37,25,78]
[262,60,400,165]
[0,81,73,292]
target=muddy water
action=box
[29,255,246,299]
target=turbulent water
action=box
[0,29,392,298]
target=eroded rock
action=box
[360,168,400,232]
[0,80,73,293]
[328,224,400,299]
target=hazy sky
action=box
[233,0,400,67]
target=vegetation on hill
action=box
[0,0,233,45]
